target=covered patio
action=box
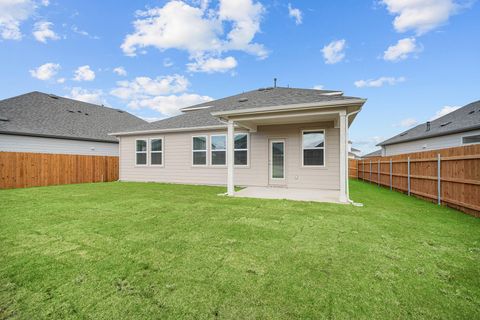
[234,186,344,203]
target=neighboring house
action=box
[111,87,366,203]
[0,92,146,156]
[378,100,480,156]
[348,141,362,159]
[363,149,382,158]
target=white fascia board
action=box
[211,99,366,118]
[109,125,228,137]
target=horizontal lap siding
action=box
[119,122,340,189]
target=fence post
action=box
[378,160,380,186]
[437,154,441,205]
[363,160,365,181]
[369,160,372,183]
[389,159,392,191]
[407,157,410,196]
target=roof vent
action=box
[0,116,9,121]
[84,113,89,116]
[117,110,124,113]
[77,110,82,113]
[440,121,452,127]
[67,110,74,113]
[426,121,431,131]
[468,110,475,114]
[258,88,266,91]
[400,132,408,136]
[48,94,59,99]
[238,98,248,102]
[265,87,274,90]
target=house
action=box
[378,100,480,156]
[348,141,362,159]
[0,91,146,156]
[111,87,366,203]
[363,149,382,158]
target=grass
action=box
[0,180,479,319]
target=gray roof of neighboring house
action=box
[351,147,361,153]
[378,100,480,146]
[363,149,382,157]
[0,91,146,143]
[128,87,364,132]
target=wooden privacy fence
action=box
[349,159,358,178]
[353,145,480,217]
[0,152,119,189]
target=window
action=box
[211,135,226,165]
[192,136,207,165]
[463,134,480,144]
[234,133,248,166]
[135,139,147,165]
[150,138,163,165]
[302,130,325,166]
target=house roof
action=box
[351,147,361,153]
[378,100,480,146]
[0,91,146,143]
[363,149,382,158]
[121,87,364,134]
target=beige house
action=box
[111,87,366,203]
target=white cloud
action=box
[288,3,302,25]
[396,118,419,128]
[113,66,127,76]
[313,85,324,90]
[73,65,96,81]
[29,62,60,80]
[32,21,59,43]
[110,74,213,117]
[127,93,213,117]
[0,0,35,40]
[354,76,406,88]
[383,37,420,61]
[322,39,346,64]
[71,25,100,39]
[430,105,460,120]
[353,136,386,154]
[110,75,189,99]
[67,87,105,105]
[381,0,459,35]
[57,77,65,84]
[187,56,237,73]
[121,0,267,72]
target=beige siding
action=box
[0,134,119,156]
[119,122,340,190]
[382,129,480,156]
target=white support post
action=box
[339,113,347,203]
[227,120,235,196]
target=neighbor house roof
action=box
[0,91,146,143]
[115,87,365,135]
[363,149,382,158]
[378,100,480,146]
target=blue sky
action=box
[0,0,479,153]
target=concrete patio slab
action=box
[234,186,345,204]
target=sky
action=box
[0,0,479,154]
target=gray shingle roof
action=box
[0,91,146,142]
[378,100,480,146]
[363,149,382,158]
[130,87,363,132]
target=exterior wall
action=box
[382,129,480,156]
[0,134,119,156]
[119,122,340,190]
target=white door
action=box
[269,139,286,186]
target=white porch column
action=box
[339,112,347,203]
[227,120,235,196]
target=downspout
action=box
[345,109,363,206]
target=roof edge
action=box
[0,131,119,144]
[377,124,480,146]
[211,98,366,117]
[110,125,229,137]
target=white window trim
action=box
[234,132,250,167]
[301,129,326,168]
[149,137,164,167]
[210,134,227,166]
[135,138,148,166]
[192,135,208,167]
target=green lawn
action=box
[1,180,479,319]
